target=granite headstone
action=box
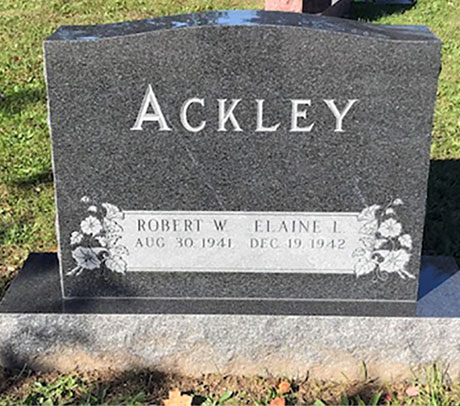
[43,10,441,316]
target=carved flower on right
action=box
[352,199,414,280]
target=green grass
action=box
[1,365,460,405]
[0,0,459,294]
[0,0,460,401]
[353,0,460,261]
[353,0,460,159]
[0,0,460,396]
[0,0,262,297]
[0,0,460,406]
[1,0,459,295]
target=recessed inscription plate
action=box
[69,199,414,279]
[119,211,360,273]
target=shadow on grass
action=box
[1,364,455,405]
[0,271,16,304]
[424,160,460,264]
[0,324,94,403]
[0,367,171,405]
[7,170,54,187]
[0,88,45,115]
[349,1,413,22]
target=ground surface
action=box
[0,365,458,405]
[0,0,460,404]
[1,0,460,298]
[0,0,460,297]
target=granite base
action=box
[0,254,419,317]
[0,254,459,379]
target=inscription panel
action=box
[121,211,360,273]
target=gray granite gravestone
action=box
[42,10,441,316]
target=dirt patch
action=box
[0,367,440,405]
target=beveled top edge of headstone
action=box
[45,9,439,43]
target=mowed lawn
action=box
[0,1,460,405]
[0,0,459,299]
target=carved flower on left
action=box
[71,246,101,270]
[80,216,102,236]
[68,197,128,276]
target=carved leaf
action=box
[105,255,127,274]
[102,202,124,220]
[360,220,378,236]
[358,205,380,222]
[354,257,377,277]
[96,234,121,248]
[360,236,375,250]
[374,238,387,249]
[352,248,367,258]
[399,234,413,249]
[109,245,129,257]
[70,231,83,245]
[103,218,123,234]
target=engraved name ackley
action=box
[131,85,358,133]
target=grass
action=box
[0,0,459,296]
[0,0,262,297]
[351,0,460,263]
[353,0,460,160]
[0,365,459,405]
[0,0,460,403]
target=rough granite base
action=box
[0,254,459,380]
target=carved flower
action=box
[399,234,413,249]
[80,215,102,236]
[70,231,83,245]
[352,248,367,258]
[71,246,101,270]
[378,249,410,274]
[354,199,412,280]
[69,198,129,277]
[378,218,402,238]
